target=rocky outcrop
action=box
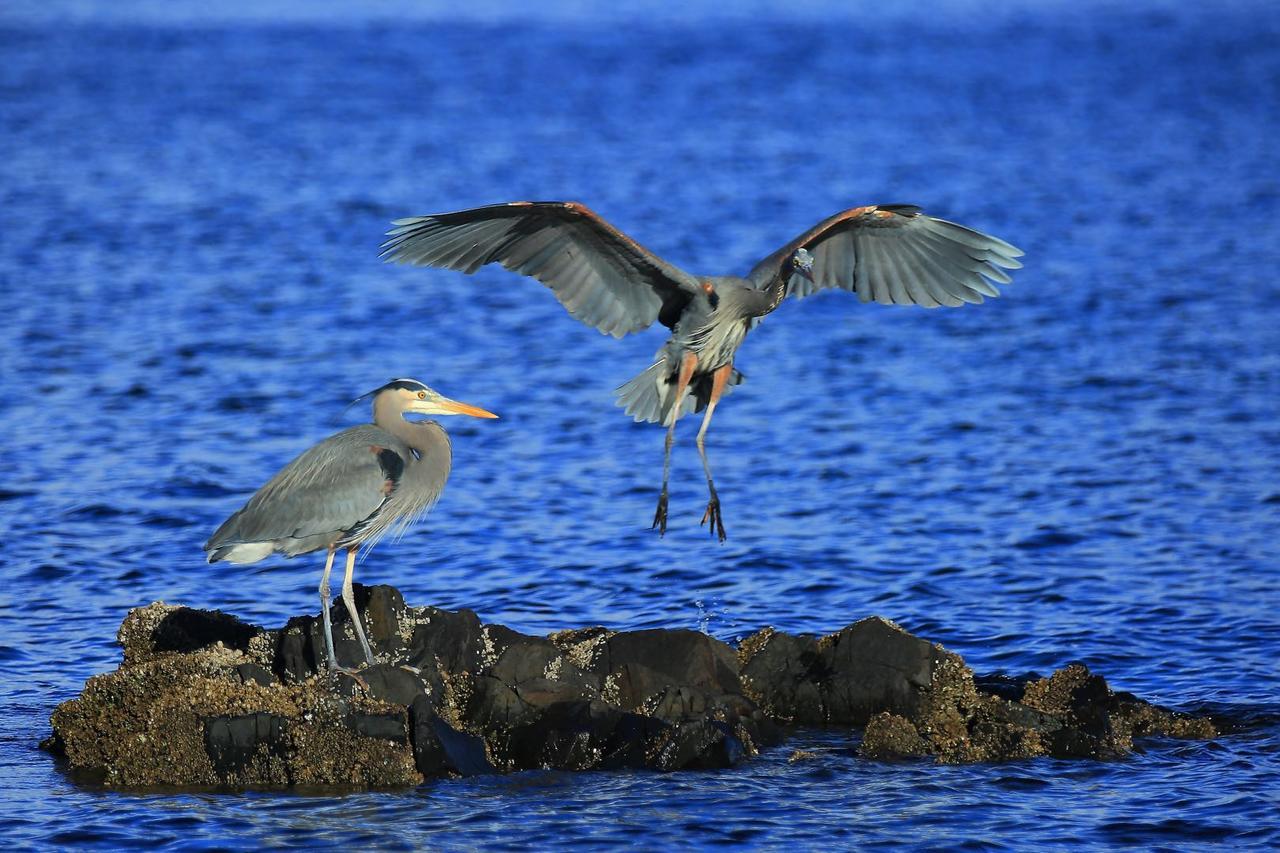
[859,660,1217,763]
[43,585,1216,788]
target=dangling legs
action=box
[653,351,698,536]
[341,547,377,666]
[317,547,340,670]
[696,363,732,543]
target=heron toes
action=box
[652,493,669,536]
[324,663,370,691]
[700,497,727,543]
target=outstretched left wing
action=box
[747,204,1023,307]
[380,201,702,337]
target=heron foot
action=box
[700,496,727,543]
[324,664,370,691]
[652,492,669,536]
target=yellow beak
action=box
[430,397,499,419]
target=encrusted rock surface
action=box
[43,585,1217,788]
[860,661,1218,763]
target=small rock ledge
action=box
[43,585,1215,788]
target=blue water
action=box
[2,1,1279,847]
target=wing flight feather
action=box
[382,201,701,337]
[748,204,1023,308]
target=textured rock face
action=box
[860,661,1219,763]
[737,618,952,725]
[43,585,1217,788]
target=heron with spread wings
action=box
[381,202,1022,542]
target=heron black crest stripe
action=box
[349,378,430,408]
[380,379,429,393]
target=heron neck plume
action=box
[363,393,453,546]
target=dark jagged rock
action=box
[362,664,433,708]
[234,663,276,687]
[149,608,263,656]
[739,617,957,726]
[737,627,825,723]
[652,719,745,771]
[44,584,1218,788]
[820,617,950,724]
[599,629,741,710]
[117,603,268,665]
[204,712,288,782]
[407,607,485,674]
[410,696,494,777]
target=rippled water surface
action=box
[2,1,1278,847]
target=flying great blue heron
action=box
[204,379,497,672]
[381,202,1022,541]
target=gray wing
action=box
[381,201,702,337]
[747,204,1024,307]
[204,425,406,552]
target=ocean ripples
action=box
[1,1,1278,847]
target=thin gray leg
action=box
[317,548,339,670]
[652,418,677,535]
[341,548,377,666]
[653,353,696,536]
[695,363,731,542]
[695,397,726,542]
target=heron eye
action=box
[417,391,427,399]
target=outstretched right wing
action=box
[748,204,1023,307]
[381,201,702,338]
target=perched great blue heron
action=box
[204,378,497,672]
[381,202,1022,541]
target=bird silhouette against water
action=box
[204,379,497,673]
[381,202,1022,541]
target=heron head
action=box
[790,248,815,282]
[363,378,498,419]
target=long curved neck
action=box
[371,397,450,499]
[370,398,453,523]
[740,272,789,319]
[763,272,789,314]
[372,397,451,458]
[713,275,788,321]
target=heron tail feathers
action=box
[204,540,275,565]
[616,361,667,423]
[615,360,744,425]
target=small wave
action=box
[25,564,71,581]
[141,513,195,529]
[1013,528,1085,549]
[64,503,126,519]
[1099,819,1237,843]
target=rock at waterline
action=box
[43,585,1217,788]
